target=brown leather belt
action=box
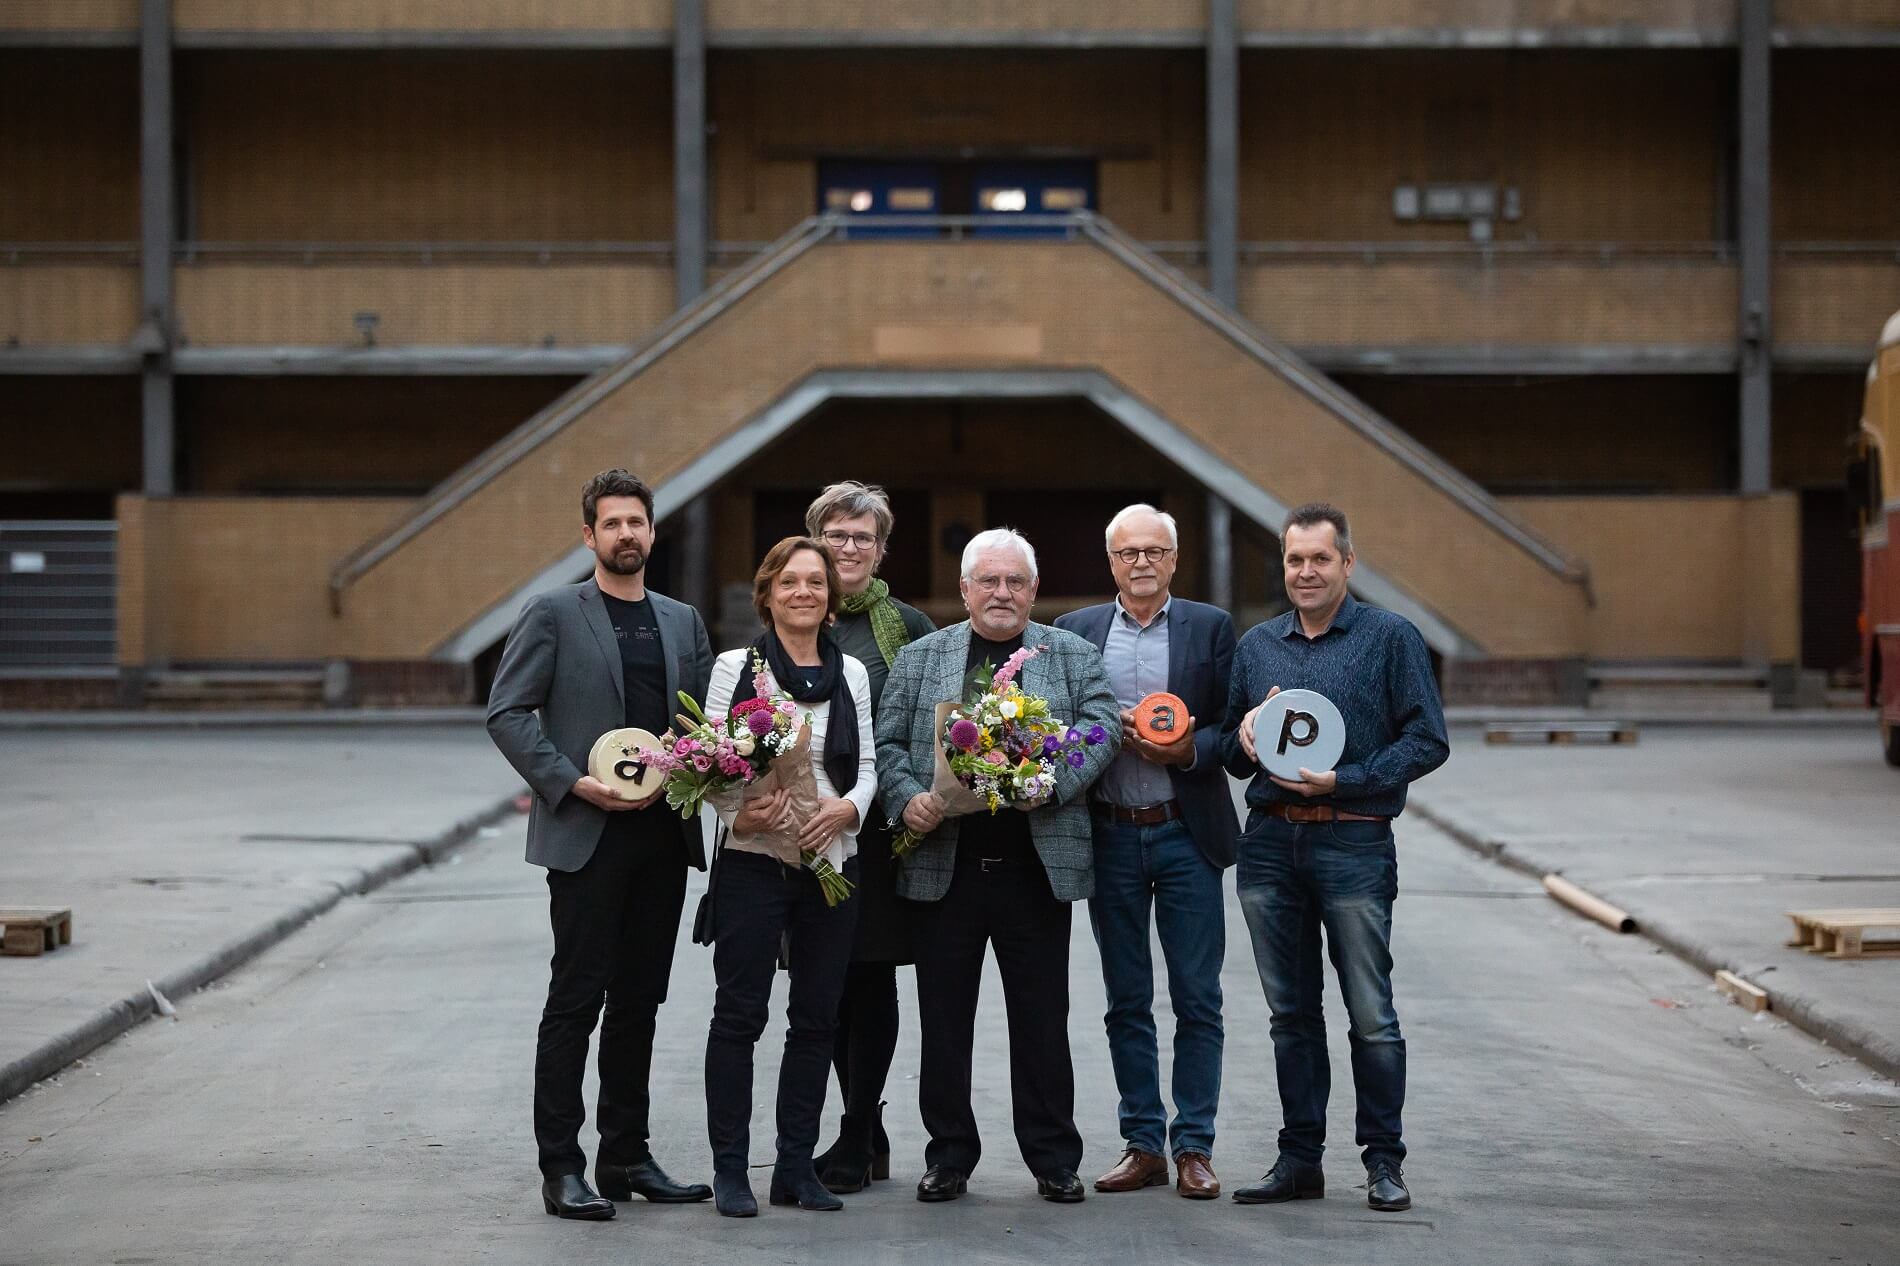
[1263,803,1388,824]
[1092,801,1182,826]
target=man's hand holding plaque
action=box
[1125,690,1196,768]
[1238,686,1347,796]
[579,727,669,810]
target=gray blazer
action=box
[875,620,1120,903]
[486,578,714,873]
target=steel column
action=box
[1737,0,1773,494]
[138,0,175,495]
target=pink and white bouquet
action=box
[636,652,853,905]
[890,644,1110,859]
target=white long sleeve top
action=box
[704,647,877,865]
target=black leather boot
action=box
[1232,1156,1325,1204]
[769,1162,844,1212]
[819,1111,876,1193]
[595,1157,712,1203]
[541,1173,615,1220]
[713,1170,757,1218]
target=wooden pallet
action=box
[1786,909,1900,959]
[0,908,73,957]
[1485,721,1639,746]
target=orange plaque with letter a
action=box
[1133,692,1188,744]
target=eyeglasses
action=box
[821,530,879,552]
[1111,547,1175,565]
[969,574,1031,594]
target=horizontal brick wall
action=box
[1239,0,1733,31]
[175,0,670,32]
[1503,492,1801,661]
[173,262,675,346]
[0,263,140,345]
[1241,257,1737,348]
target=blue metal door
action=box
[968,161,1096,236]
[817,162,941,237]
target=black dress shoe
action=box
[713,1171,757,1218]
[916,1165,968,1202]
[1232,1157,1324,1205]
[1366,1159,1412,1212]
[1036,1169,1086,1203]
[769,1165,844,1212]
[596,1157,712,1203]
[541,1173,616,1220]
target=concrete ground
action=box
[0,728,523,1098]
[2,780,1896,1264]
[1412,725,1900,1078]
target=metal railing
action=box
[0,521,117,671]
[7,238,1900,268]
[328,210,1589,613]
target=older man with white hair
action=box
[1055,503,1238,1201]
[876,527,1120,1205]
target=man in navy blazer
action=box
[1053,503,1239,1202]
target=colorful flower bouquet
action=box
[635,652,853,905]
[890,644,1110,859]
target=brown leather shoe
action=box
[1175,1153,1220,1199]
[1093,1148,1168,1192]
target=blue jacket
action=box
[1054,597,1242,869]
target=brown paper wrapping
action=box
[712,723,830,867]
[925,699,1002,819]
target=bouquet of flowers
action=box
[890,644,1110,858]
[634,652,853,905]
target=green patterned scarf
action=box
[839,577,912,668]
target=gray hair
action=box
[1281,502,1352,556]
[804,480,894,542]
[960,527,1039,582]
[1103,502,1178,551]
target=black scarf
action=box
[730,626,859,799]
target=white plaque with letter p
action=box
[1252,689,1347,782]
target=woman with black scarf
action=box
[701,536,876,1218]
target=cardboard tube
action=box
[1542,874,1636,934]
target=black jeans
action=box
[912,855,1082,1178]
[831,962,900,1124]
[704,850,860,1176]
[535,820,688,1179]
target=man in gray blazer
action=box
[876,528,1119,1205]
[1054,504,1240,1202]
[487,469,714,1220]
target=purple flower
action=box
[746,709,775,737]
[1066,749,1086,769]
[1041,735,1060,755]
[1086,724,1109,745]
[949,718,981,751]
[1064,727,1082,745]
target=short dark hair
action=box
[752,536,843,628]
[582,468,655,529]
[1281,502,1352,556]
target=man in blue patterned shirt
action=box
[1217,502,1448,1215]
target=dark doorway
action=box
[1800,487,1863,678]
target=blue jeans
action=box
[1235,813,1405,1169]
[1087,818,1225,1160]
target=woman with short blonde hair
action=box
[803,480,935,1193]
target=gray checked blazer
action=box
[875,619,1120,903]
[486,578,714,873]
